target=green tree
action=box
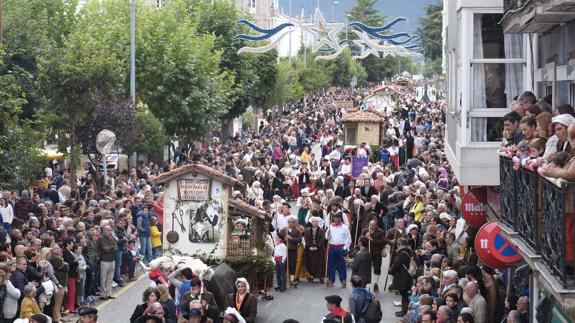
[124,107,168,163]
[416,0,443,61]
[37,43,124,188]
[416,0,443,77]
[268,59,303,106]
[331,48,368,87]
[2,0,79,119]
[346,0,385,26]
[295,51,335,93]
[75,0,235,141]
[0,51,46,190]
[190,0,278,118]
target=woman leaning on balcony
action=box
[540,122,575,262]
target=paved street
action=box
[96,261,400,322]
[95,193,401,322]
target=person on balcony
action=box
[535,112,557,158]
[501,112,523,148]
[540,123,575,263]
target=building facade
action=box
[445,0,575,321]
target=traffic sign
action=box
[475,222,505,269]
[488,224,522,264]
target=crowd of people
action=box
[0,85,554,323]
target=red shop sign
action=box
[462,187,489,228]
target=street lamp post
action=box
[289,0,292,64]
[331,1,339,22]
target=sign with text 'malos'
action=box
[462,187,488,228]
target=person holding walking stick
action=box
[281,216,302,288]
[325,212,351,288]
[383,217,406,291]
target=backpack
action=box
[362,296,382,323]
[402,250,418,277]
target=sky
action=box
[277,0,438,34]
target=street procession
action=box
[1,0,575,322]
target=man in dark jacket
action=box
[389,238,413,317]
[98,224,118,300]
[49,244,68,322]
[348,238,371,288]
[10,256,29,296]
[361,219,386,292]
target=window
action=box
[470,13,526,142]
[570,83,575,106]
[248,0,256,8]
[346,126,357,144]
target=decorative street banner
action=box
[233,8,422,61]
[352,156,369,178]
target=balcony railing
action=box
[499,156,575,288]
[504,0,529,12]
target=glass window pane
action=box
[474,14,523,59]
[472,63,524,109]
[471,117,503,142]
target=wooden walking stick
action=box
[384,229,398,291]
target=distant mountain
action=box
[277,0,439,34]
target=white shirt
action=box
[387,146,399,156]
[0,204,14,224]
[274,243,287,263]
[328,149,341,161]
[326,223,351,250]
[274,213,290,231]
[340,163,352,176]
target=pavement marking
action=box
[96,274,146,311]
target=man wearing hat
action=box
[321,295,355,323]
[360,219,386,292]
[326,212,351,288]
[78,307,98,323]
[280,216,303,288]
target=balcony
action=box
[499,156,575,291]
[501,0,575,34]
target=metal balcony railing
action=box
[504,0,530,12]
[499,156,575,288]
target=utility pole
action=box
[130,0,136,106]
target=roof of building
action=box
[341,108,386,123]
[150,162,240,185]
[228,199,271,220]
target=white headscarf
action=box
[235,277,250,293]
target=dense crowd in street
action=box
[0,84,550,323]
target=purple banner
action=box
[352,156,369,178]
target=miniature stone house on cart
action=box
[151,163,271,257]
[341,108,386,146]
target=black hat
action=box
[30,314,48,323]
[332,212,343,219]
[282,202,291,208]
[79,307,98,316]
[325,295,342,306]
[276,232,285,240]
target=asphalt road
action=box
[96,143,402,322]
